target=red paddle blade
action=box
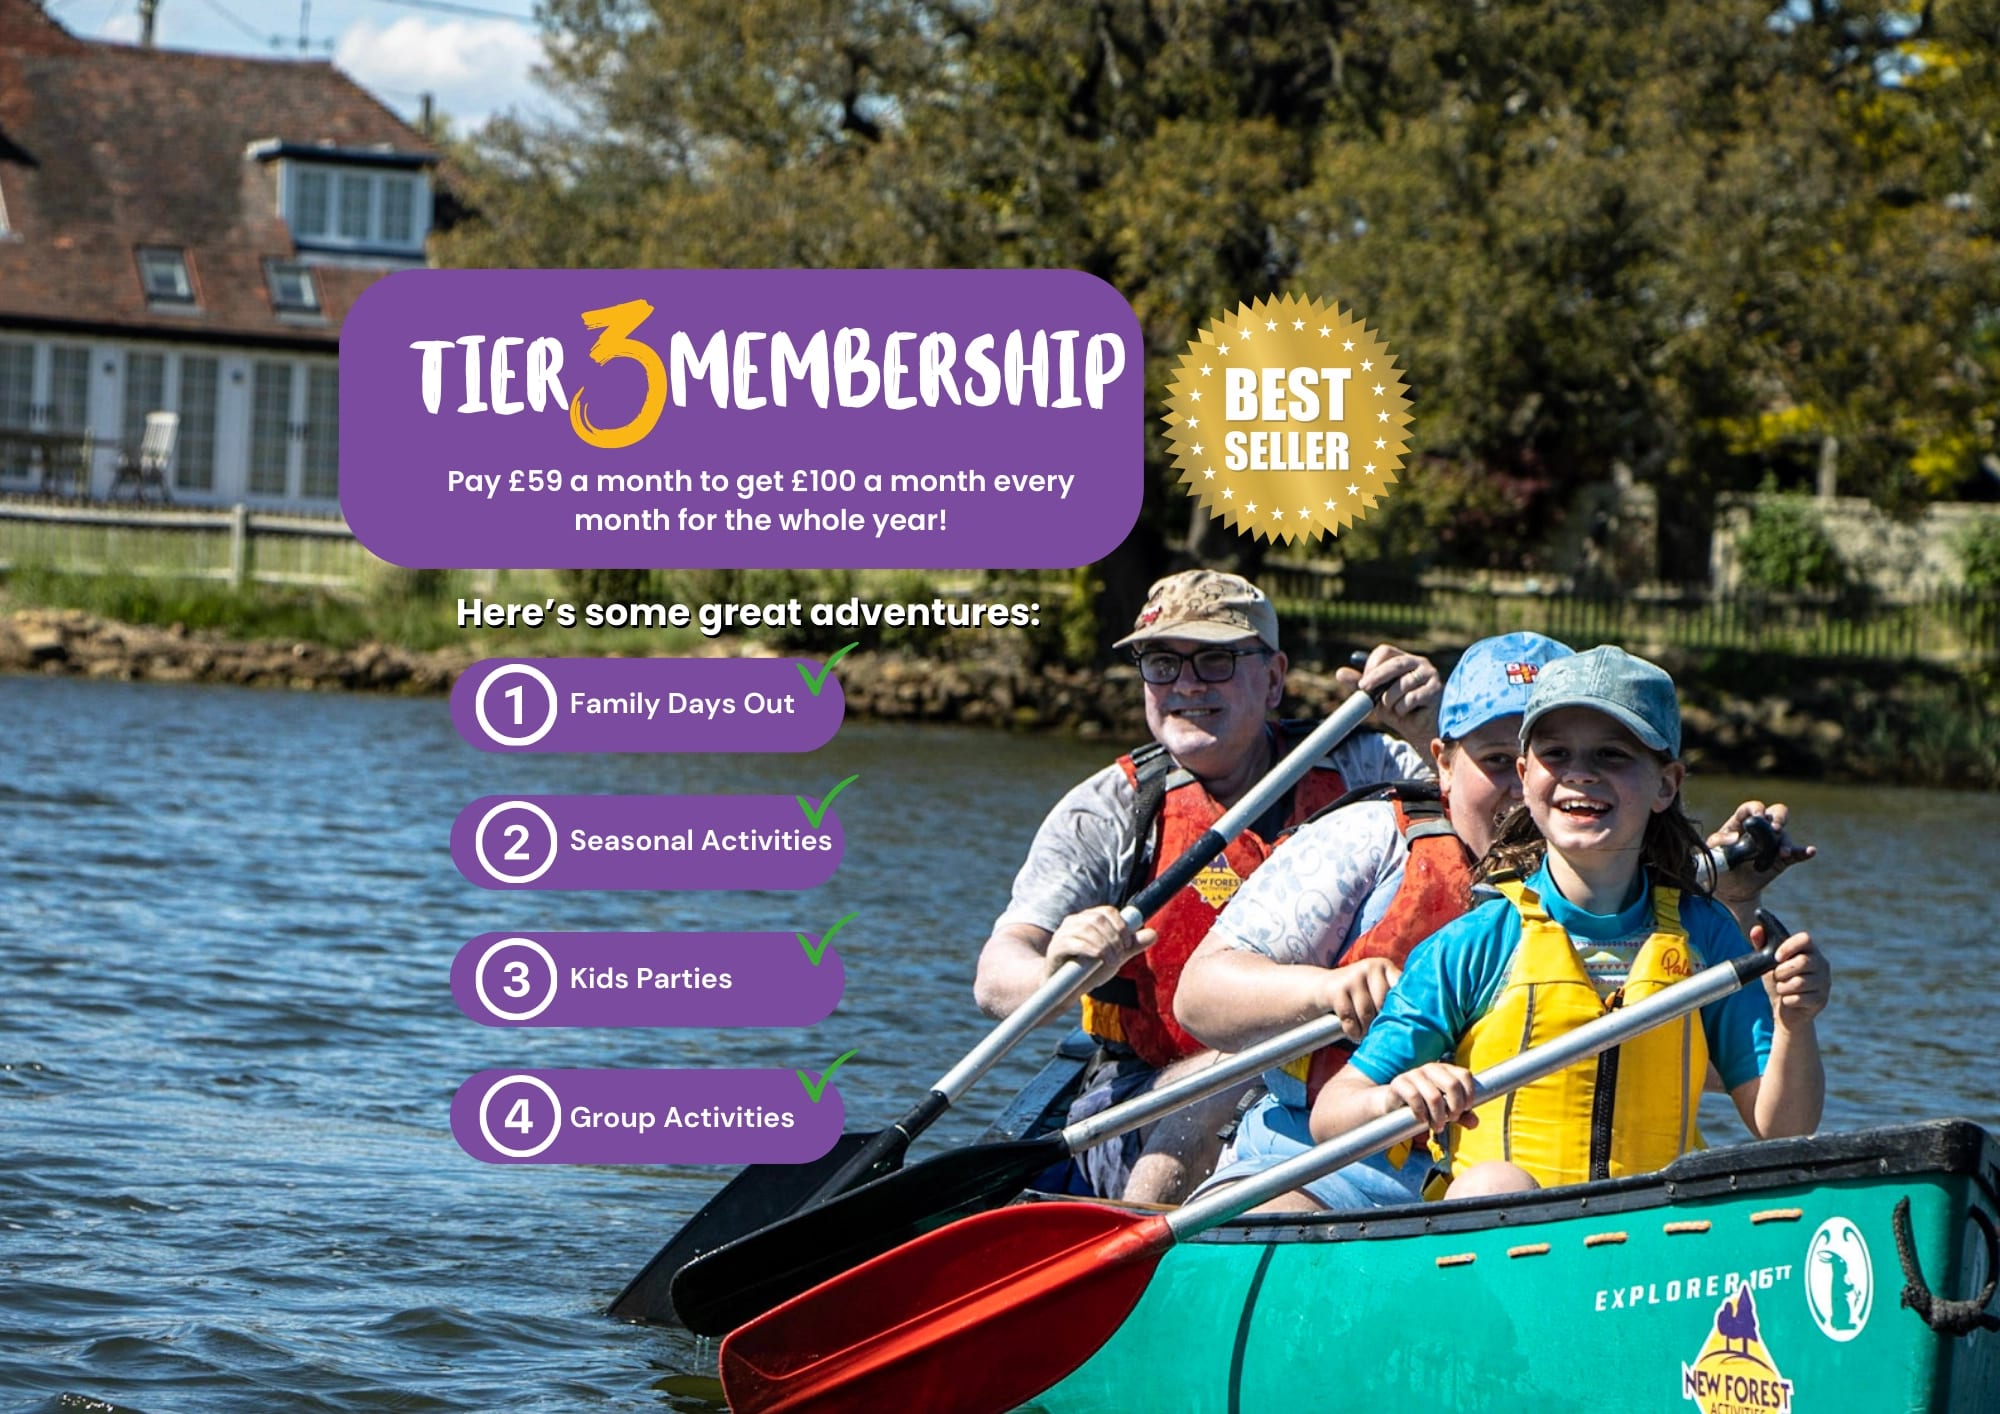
[720,1201,1173,1414]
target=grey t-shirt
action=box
[995,730,1431,935]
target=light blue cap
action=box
[1437,632,1574,740]
[1520,645,1681,757]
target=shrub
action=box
[1953,518,2000,593]
[1734,499,1847,594]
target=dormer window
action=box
[281,160,430,255]
[137,247,195,304]
[265,260,320,313]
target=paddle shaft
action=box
[803,688,1382,1200]
[1064,814,1783,1157]
[1695,813,1780,892]
[717,932,1787,1414]
[1164,940,1781,1239]
[673,837,1793,1336]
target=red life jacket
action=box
[1277,787,1476,1105]
[1080,725,1356,1068]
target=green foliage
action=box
[558,568,661,604]
[442,0,2000,610]
[1735,499,1848,594]
[1953,517,2000,592]
[1,565,385,645]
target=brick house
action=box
[0,0,445,508]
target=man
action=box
[974,568,1443,1202]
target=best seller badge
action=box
[1164,295,1411,544]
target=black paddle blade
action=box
[607,1130,878,1325]
[670,1132,1067,1337]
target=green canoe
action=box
[1015,1117,1999,1414]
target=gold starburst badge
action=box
[1164,295,1411,544]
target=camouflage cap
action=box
[1112,569,1281,652]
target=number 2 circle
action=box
[474,799,559,885]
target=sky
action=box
[48,0,552,134]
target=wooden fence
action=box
[0,497,377,590]
[4,497,1995,663]
[1260,565,2000,665]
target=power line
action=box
[193,0,267,45]
[361,0,537,20]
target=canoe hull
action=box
[1026,1120,2000,1414]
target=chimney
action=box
[139,0,158,48]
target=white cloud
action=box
[98,13,141,43]
[334,18,546,132]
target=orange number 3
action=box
[570,299,667,449]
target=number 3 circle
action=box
[475,937,559,1022]
[474,799,559,885]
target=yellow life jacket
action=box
[1447,876,1708,1189]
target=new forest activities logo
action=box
[1682,1284,1794,1414]
[1162,295,1411,544]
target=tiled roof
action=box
[0,0,439,349]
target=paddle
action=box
[671,812,1788,1335]
[672,1006,1362,1335]
[719,930,1785,1414]
[607,684,1382,1325]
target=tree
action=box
[438,0,2000,647]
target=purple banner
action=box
[338,269,1143,569]
[449,657,844,753]
[449,793,845,890]
[451,1068,845,1164]
[450,931,846,1028]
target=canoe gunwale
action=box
[1010,1117,1998,1247]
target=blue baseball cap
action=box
[1437,632,1574,741]
[1520,645,1681,757]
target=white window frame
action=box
[246,357,340,505]
[137,247,197,304]
[0,336,102,489]
[264,260,321,313]
[280,160,431,254]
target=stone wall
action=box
[1710,494,2000,597]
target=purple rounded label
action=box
[451,932,845,1028]
[449,657,843,753]
[451,1068,844,1164]
[449,794,844,890]
[338,268,1143,570]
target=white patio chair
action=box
[109,410,178,502]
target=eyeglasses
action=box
[1134,646,1270,685]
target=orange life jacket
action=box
[1275,788,1476,1105]
[1080,725,1356,1068]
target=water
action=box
[2,675,1995,1411]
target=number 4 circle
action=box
[478,1073,563,1159]
[474,662,559,747]
[474,799,559,885]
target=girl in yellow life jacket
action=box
[1308,646,1832,1196]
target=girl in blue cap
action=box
[1176,632,1575,1210]
[1308,646,1831,1197]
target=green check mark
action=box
[797,642,860,697]
[797,774,858,829]
[797,1049,859,1103]
[797,912,857,966]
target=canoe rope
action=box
[1892,1197,2000,1338]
